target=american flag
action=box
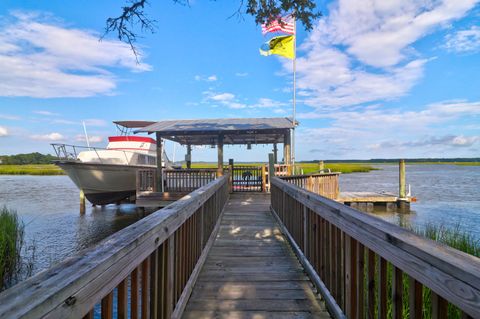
[261,15,295,35]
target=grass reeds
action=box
[189,162,377,174]
[0,164,64,175]
[364,222,479,318]
[0,207,35,291]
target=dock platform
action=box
[338,191,413,211]
[182,193,330,319]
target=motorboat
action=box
[52,121,171,205]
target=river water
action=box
[340,164,480,239]
[0,164,479,276]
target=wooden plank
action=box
[182,310,331,319]
[141,258,150,319]
[431,292,448,319]
[367,249,375,319]
[185,299,324,312]
[171,197,227,319]
[392,266,403,319]
[131,267,139,319]
[101,291,113,319]
[378,257,387,319]
[183,194,332,319]
[117,279,128,319]
[409,276,423,319]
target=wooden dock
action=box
[182,193,330,319]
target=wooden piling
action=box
[186,145,192,169]
[80,189,86,214]
[319,160,325,172]
[217,134,224,176]
[399,159,406,198]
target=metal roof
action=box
[135,117,295,145]
[113,120,157,128]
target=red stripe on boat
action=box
[108,136,156,143]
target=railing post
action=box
[399,159,406,198]
[261,165,267,192]
[166,236,175,317]
[303,205,307,253]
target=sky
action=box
[0,0,479,161]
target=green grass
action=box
[373,222,480,318]
[0,207,36,291]
[188,162,378,174]
[0,164,64,175]
[0,207,24,290]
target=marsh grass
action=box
[0,164,64,175]
[365,222,480,318]
[189,162,377,174]
[0,207,35,291]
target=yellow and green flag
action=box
[259,35,295,59]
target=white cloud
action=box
[210,93,235,102]
[195,75,217,82]
[292,0,477,109]
[297,99,480,158]
[203,90,287,111]
[83,119,107,127]
[0,126,8,137]
[75,134,103,143]
[444,26,480,53]
[0,114,21,120]
[30,132,65,141]
[235,72,248,77]
[0,11,151,98]
[33,110,60,116]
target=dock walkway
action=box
[182,193,331,319]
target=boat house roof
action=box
[135,117,295,145]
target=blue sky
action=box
[0,0,479,161]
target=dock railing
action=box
[270,176,480,318]
[0,174,229,319]
[137,168,219,195]
[281,173,340,200]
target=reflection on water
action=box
[340,164,480,240]
[0,175,144,274]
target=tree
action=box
[104,0,321,58]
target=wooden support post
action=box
[273,143,278,164]
[283,132,291,165]
[399,159,406,198]
[186,144,192,169]
[228,159,234,193]
[217,134,224,176]
[156,133,164,193]
[80,189,86,214]
[319,160,325,172]
[261,165,267,192]
[268,153,275,178]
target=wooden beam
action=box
[186,145,192,169]
[284,132,291,165]
[273,143,278,164]
[217,134,224,176]
[156,133,164,193]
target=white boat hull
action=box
[56,161,153,205]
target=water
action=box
[0,164,479,276]
[0,175,144,274]
[339,164,480,240]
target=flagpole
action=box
[292,14,297,172]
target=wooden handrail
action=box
[0,175,230,319]
[270,176,480,318]
[280,173,340,200]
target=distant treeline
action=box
[0,153,57,165]
[302,158,480,163]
